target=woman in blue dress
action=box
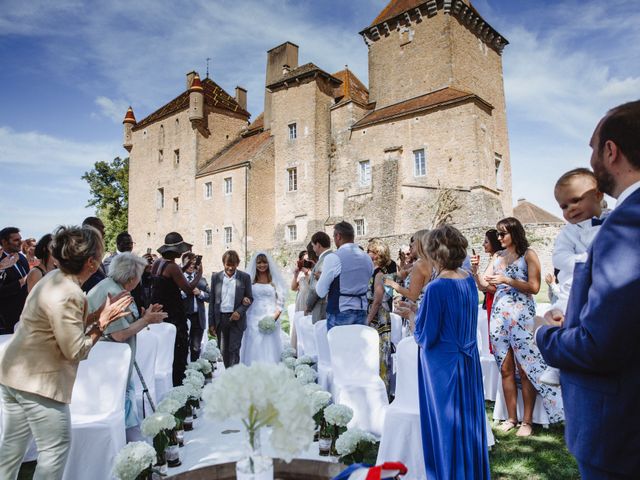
[414,225,489,479]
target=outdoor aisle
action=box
[167,403,335,476]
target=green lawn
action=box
[487,402,579,479]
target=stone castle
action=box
[124,0,513,274]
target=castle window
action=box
[159,125,165,147]
[359,160,371,186]
[414,149,426,177]
[355,219,366,237]
[175,118,180,136]
[287,167,298,192]
[288,123,297,140]
[157,188,164,209]
[174,149,180,166]
[224,226,233,245]
[158,149,163,162]
[204,229,212,246]
[287,225,297,242]
[204,182,213,199]
[495,153,504,190]
[224,177,233,195]
[173,197,179,212]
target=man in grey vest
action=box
[316,221,373,330]
[305,231,332,323]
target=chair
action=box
[0,335,38,462]
[492,383,550,428]
[295,314,318,363]
[389,312,403,347]
[292,311,306,356]
[132,328,159,418]
[376,337,425,479]
[314,320,332,391]
[148,322,176,401]
[63,342,131,480]
[477,307,500,401]
[327,325,389,436]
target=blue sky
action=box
[1,0,639,238]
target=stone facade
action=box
[126,0,515,274]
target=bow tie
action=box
[591,217,605,226]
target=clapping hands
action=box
[96,291,134,330]
[141,303,168,325]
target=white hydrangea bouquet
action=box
[187,358,213,378]
[201,340,221,374]
[140,412,176,469]
[295,364,318,385]
[203,363,315,476]
[335,428,380,465]
[322,403,354,455]
[295,355,316,367]
[283,356,297,370]
[258,315,277,334]
[113,441,156,480]
[281,346,296,361]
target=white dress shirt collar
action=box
[616,180,640,207]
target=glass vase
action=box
[236,428,273,480]
[318,436,332,456]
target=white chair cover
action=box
[291,311,305,356]
[376,337,425,479]
[327,325,389,436]
[132,328,159,418]
[477,307,500,401]
[390,312,403,347]
[492,383,550,427]
[64,342,131,480]
[148,322,176,401]
[314,320,333,391]
[295,315,318,362]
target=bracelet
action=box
[84,320,103,335]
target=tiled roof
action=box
[370,0,426,27]
[332,69,370,107]
[196,131,272,177]
[244,112,264,135]
[133,78,250,130]
[513,199,564,224]
[351,87,492,129]
[267,63,342,90]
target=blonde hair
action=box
[367,238,391,268]
[413,229,431,261]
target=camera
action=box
[194,255,203,268]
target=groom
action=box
[209,250,253,368]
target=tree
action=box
[82,157,129,251]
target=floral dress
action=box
[368,266,396,398]
[490,253,564,423]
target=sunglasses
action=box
[497,231,509,238]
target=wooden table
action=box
[170,459,345,479]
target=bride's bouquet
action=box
[258,315,276,334]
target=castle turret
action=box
[189,72,204,123]
[122,106,136,152]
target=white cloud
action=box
[94,96,130,123]
[0,126,121,169]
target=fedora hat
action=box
[157,232,192,255]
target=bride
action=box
[240,251,286,365]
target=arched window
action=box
[175,118,180,136]
[159,125,165,147]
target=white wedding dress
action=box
[240,283,283,365]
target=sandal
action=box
[497,419,517,432]
[516,422,533,437]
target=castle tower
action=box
[122,106,136,152]
[263,42,299,130]
[188,72,204,123]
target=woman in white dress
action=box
[240,251,286,365]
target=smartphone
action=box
[146,248,152,255]
[472,248,477,256]
[194,255,203,268]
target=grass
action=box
[487,401,579,479]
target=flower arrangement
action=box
[184,369,205,389]
[322,403,354,455]
[157,397,186,438]
[141,412,176,468]
[283,356,296,370]
[295,364,318,385]
[187,358,213,376]
[281,346,296,360]
[201,340,221,363]
[113,441,156,480]
[203,363,315,463]
[335,428,380,465]
[258,315,276,334]
[295,355,316,366]
[310,390,332,416]
[303,383,323,394]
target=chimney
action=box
[186,70,197,90]
[264,41,299,130]
[282,64,291,76]
[235,86,247,111]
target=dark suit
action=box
[208,270,253,367]
[0,252,30,334]
[182,274,210,361]
[81,264,107,293]
[536,187,640,478]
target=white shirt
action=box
[181,272,203,309]
[220,272,237,313]
[616,180,640,207]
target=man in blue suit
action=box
[536,100,640,479]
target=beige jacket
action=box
[0,269,94,404]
